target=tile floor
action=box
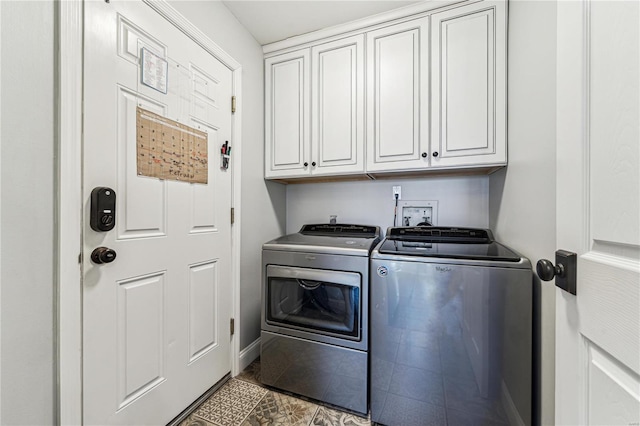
[180,359,371,426]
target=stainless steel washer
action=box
[261,224,380,415]
[370,227,533,425]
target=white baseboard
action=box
[237,337,261,373]
[501,380,526,426]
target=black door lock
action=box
[91,247,117,264]
[90,187,116,232]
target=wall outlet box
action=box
[392,186,401,200]
[395,200,438,227]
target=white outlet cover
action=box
[395,200,438,227]
[392,186,401,200]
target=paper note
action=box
[141,48,168,94]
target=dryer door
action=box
[265,265,361,341]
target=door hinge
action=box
[231,207,235,225]
[230,318,235,336]
[231,96,236,114]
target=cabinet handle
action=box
[433,151,439,157]
[312,161,316,167]
[421,152,427,158]
[304,162,308,167]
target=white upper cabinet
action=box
[265,35,364,179]
[264,0,508,181]
[311,35,365,176]
[430,0,506,167]
[365,18,430,173]
[265,50,311,178]
[265,50,310,179]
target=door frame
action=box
[57,1,243,423]
[555,1,589,422]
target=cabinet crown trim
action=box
[263,0,477,55]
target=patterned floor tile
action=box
[192,379,267,426]
[183,360,373,426]
[310,406,371,426]
[241,391,318,426]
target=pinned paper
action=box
[136,107,208,184]
[141,48,168,94]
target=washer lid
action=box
[377,239,521,262]
[263,224,381,256]
[379,227,521,262]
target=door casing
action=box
[56,1,243,423]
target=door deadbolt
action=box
[90,187,116,232]
[91,247,117,264]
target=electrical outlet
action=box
[392,186,401,200]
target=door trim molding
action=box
[57,0,83,424]
[555,0,590,424]
[141,0,241,70]
[58,1,243,423]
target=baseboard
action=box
[238,337,261,373]
[501,380,526,426]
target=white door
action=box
[366,18,429,173]
[311,35,364,176]
[265,50,311,179]
[555,1,639,424]
[83,1,233,424]
[430,1,506,168]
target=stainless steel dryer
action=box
[370,227,532,425]
[261,224,380,415]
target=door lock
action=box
[91,247,117,264]
[536,249,577,295]
[90,187,116,232]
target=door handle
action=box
[536,249,577,295]
[297,279,322,290]
[91,247,117,264]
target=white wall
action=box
[489,0,557,424]
[287,176,489,234]
[0,1,56,424]
[168,0,286,351]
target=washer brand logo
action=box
[377,266,388,277]
[436,266,453,273]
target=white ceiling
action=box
[221,0,422,45]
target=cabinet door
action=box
[311,35,365,176]
[366,18,430,172]
[431,1,507,167]
[265,50,311,178]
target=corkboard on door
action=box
[136,107,208,184]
